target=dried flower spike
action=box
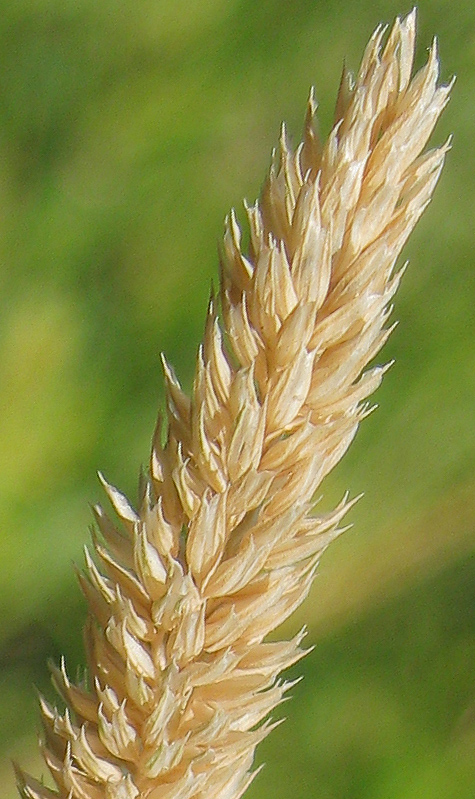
[16,10,452,799]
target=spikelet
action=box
[16,10,452,799]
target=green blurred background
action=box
[0,1,473,797]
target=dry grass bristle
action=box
[16,10,452,799]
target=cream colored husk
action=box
[16,10,452,799]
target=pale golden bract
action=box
[16,10,452,799]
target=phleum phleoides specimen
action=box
[16,10,452,799]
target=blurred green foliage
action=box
[0,1,473,797]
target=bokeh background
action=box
[0,1,473,797]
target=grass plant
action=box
[15,10,452,799]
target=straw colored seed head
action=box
[16,10,452,799]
